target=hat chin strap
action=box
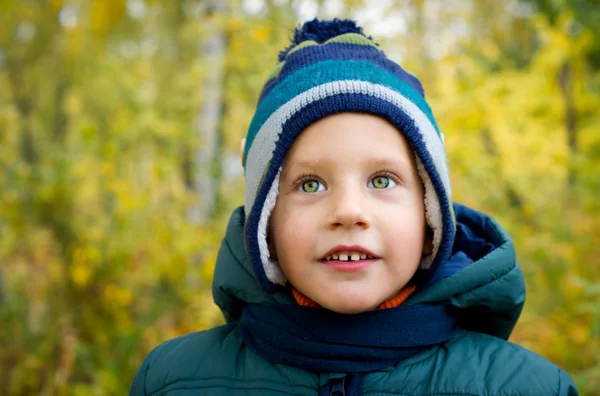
[258,158,443,286]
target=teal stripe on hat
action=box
[244,59,441,163]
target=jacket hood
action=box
[212,203,524,340]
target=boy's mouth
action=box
[319,245,379,262]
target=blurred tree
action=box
[528,0,600,66]
[0,0,597,394]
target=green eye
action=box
[369,175,396,189]
[300,180,324,193]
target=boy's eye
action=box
[368,175,396,189]
[300,180,325,193]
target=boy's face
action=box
[270,113,429,314]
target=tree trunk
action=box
[559,61,578,187]
[188,0,228,224]
[6,60,37,164]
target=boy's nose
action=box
[326,189,369,230]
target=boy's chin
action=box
[304,284,403,314]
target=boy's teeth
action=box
[323,251,377,261]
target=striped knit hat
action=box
[243,19,455,293]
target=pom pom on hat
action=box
[278,18,373,62]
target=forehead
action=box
[281,113,416,172]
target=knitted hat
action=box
[242,19,455,293]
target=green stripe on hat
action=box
[324,32,379,46]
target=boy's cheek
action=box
[283,193,326,207]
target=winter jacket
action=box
[129,204,578,395]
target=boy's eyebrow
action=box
[283,158,329,171]
[366,158,414,171]
[280,158,327,179]
[282,157,415,175]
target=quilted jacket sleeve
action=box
[129,354,151,396]
[558,368,579,396]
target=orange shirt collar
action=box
[291,284,417,310]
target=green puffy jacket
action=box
[130,205,578,395]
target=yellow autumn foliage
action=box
[0,1,598,395]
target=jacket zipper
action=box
[329,376,346,396]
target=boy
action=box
[130,19,578,395]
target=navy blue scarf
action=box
[239,302,457,395]
[240,302,456,373]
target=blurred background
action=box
[0,0,599,394]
